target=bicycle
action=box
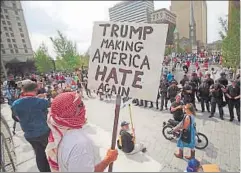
[162,119,208,150]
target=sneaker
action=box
[229,118,234,122]
[209,115,214,118]
[141,147,147,153]
[220,117,224,120]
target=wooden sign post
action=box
[108,94,121,172]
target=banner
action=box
[88,21,168,101]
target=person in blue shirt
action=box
[167,71,173,83]
[11,81,51,172]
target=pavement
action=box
[1,64,240,172]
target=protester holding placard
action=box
[46,92,118,172]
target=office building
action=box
[170,1,207,46]
[109,1,154,23]
[1,1,34,76]
[150,8,176,45]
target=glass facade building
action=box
[109,1,154,23]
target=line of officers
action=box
[133,72,240,122]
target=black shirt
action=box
[206,78,214,88]
[210,84,223,99]
[167,85,179,98]
[159,79,169,93]
[171,101,184,122]
[227,85,240,99]
[37,88,46,94]
[217,77,228,87]
[120,130,134,153]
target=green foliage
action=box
[34,43,54,73]
[49,30,90,71]
[165,46,173,56]
[218,16,228,40]
[221,7,240,73]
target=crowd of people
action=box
[0,53,240,172]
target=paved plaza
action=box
[1,94,240,172]
[1,65,240,172]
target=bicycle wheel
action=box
[195,132,208,149]
[162,125,174,140]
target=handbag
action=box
[180,115,192,144]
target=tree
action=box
[34,43,54,73]
[220,6,240,76]
[50,30,80,71]
[218,15,228,40]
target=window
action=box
[12,3,17,8]
[4,27,8,31]
[12,39,16,43]
[2,50,6,54]
[16,17,20,20]
[25,49,28,53]
[22,39,25,43]
[1,44,4,48]
[10,33,14,37]
[20,33,24,37]
[2,20,6,25]
[7,39,11,43]
[15,49,18,53]
[9,27,12,31]
[5,15,9,19]
[1,14,4,18]
[8,44,12,48]
[15,11,18,15]
[19,28,23,32]
[13,44,17,48]
[5,33,9,37]
[23,44,27,48]
[18,22,21,26]
[4,9,8,13]
[10,49,14,53]
[7,21,11,25]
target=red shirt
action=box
[186,61,190,68]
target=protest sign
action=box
[88,21,168,101]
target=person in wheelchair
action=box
[117,121,146,155]
[170,95,184,122]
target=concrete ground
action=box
[1,95,240,172]
[1,64,240,172]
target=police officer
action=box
[182,81,193,105]
[205,72,214,88]
[158,75,169,110]
[180,74,189,87]
[167,80,180,103]
[198,80,210,112]
[189,78,198,110]
[226,80,240,122]
[209,83,224,120]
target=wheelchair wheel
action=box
[195,132,208,149]
[162,125,174,140]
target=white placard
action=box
[88,21,168,101]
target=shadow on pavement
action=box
[125,152,150,163]
[203,141,218,159]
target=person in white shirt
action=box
[46,92,118,172]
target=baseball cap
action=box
[121,121,129,127]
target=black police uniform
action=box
[226,85,240,121]
[158,79,169,110]
[180,76,189,87]
[198,81,210,112]
[209,83,224,119]
[167,84,179,103]
[182,83,193,104]
[189,79,198,110]
[205,77,214,88]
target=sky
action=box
[21,1,228,58]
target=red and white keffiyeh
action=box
[45,92,86,172]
